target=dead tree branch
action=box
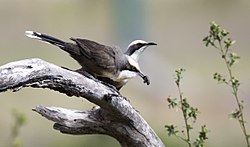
[0,58,165,147]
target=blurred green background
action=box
[0,0,250,146]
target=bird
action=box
[25,31,157,90]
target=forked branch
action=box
[0,58,164,147]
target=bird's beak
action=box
[146,42,157,46]
[138,72,150,85]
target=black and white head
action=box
[125,40,157,62]
[118,40,157,85]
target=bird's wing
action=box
[70,38,117,70]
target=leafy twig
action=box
[166,68,208,147]
[203,21,250,147]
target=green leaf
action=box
[167,96,178,109]
[165,124,179,136]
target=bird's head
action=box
[117,40,156,85]
[125,40,157,62]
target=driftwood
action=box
[0,58,165,147]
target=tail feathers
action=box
[25,31,65,48]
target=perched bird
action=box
[25,31,157,90]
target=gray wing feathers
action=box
[70,38,117,70]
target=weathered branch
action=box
[0,58,165,147]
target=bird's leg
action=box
[75,69,97,81]
[62,67,98,82]
[138,72,150,85]
[75,69,120,93]
[63,67,103,83]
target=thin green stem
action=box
[177,82,192,147]
[218,40,250,147]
